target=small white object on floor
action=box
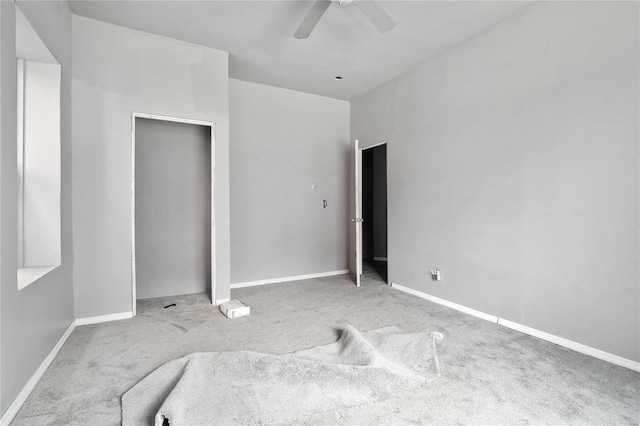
[219,299,250,319]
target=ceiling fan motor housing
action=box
[295,0,395,39]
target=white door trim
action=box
[361,140,387,150]
[130,113,217,316]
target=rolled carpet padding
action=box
[121,325,443,425]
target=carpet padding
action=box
[122,325,443,425]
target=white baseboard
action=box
[391,282,640,373]
[391,282,498,323]
[497,318,640,372]
[373,257,388,261]
[75,311,133,326]
[0,321,76,426]
[231,270,349,289]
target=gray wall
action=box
[135,118,211,299]
[72,15,231,317]
[351,1,639,362]
[1,1,74,415]
[229,79,350,284]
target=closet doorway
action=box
[361,143,388,283]
[131,114,215,315]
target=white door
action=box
[349,139,363,287]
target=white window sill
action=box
[18,265,58,290]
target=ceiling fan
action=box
[294,0,396,39]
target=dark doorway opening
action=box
[362,144,387,283]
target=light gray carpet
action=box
[11,273,640,425]
[137,292,213,333]
[122,325,443,425]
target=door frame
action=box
[360,140,388,284]
[130,112,216,316]
[351,139,388,287]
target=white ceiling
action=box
[67,1,532,101]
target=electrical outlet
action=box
[431,268,441,281]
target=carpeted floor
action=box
[11,273,640,425]
[122,325,443,425]
[363,259,388,283]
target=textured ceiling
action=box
[67,1,532,100]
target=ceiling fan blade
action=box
[354,1,396,33]
[294,0,332,39]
